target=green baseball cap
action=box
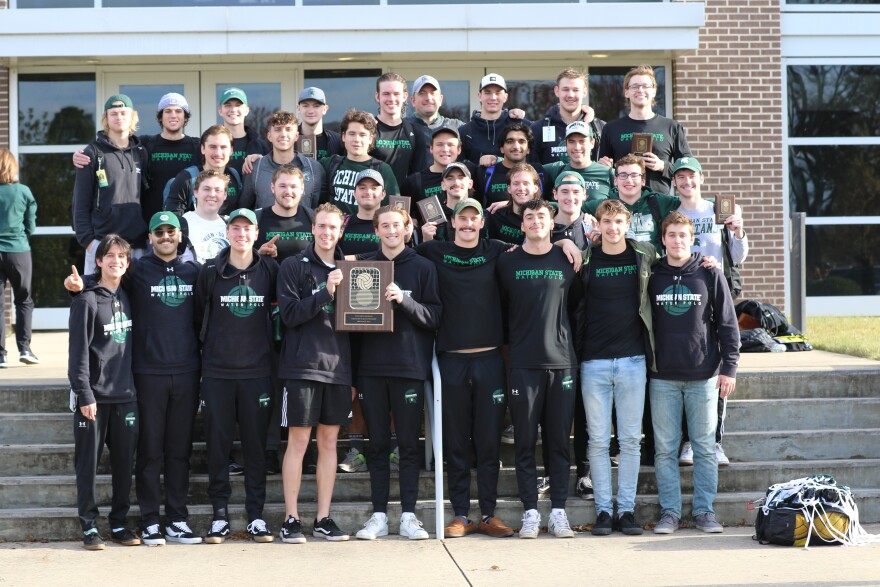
[104,94,133,112]
[227,208,258,226]
[149,211,181,232]
[672,156,703,174]
[219,87,248,106]
[554,171,586,189]
[453,197,483,217]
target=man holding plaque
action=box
[420,162,474,243]
[354,205,441,540]
[277,203,352,543]
[597,65,691,194]
[297,87,345,161]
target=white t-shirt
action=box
[183,211,228,263]
[678,199,748,269]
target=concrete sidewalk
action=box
[1,526,878,587]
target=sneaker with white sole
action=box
[141,524,165,546]
[205,519,230,544]
[280,516,307,544]
[338,448,368,473]
[165,521,202,544]
[519,509,541,539]
[694,512,723,533]
[548,510,575,538]
[19,350,40,365]
[399,513,429,540]
[313,516,350,541]
[356,512,389,540]
[715,442,730,466]
[537,477,550,494]
[246,518,274,542]
[653,513,680,535]
[576,474,594,500]
[501,424,515,445]
[679,441,694,466]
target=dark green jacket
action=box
[0,183,37,252]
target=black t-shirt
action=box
[401,168,444,205]
[140,134,201,222]
[254,206,315,263]
[487,207,524,245]
[339,215,380,256]
[417,239,507,352]
[230,129,270,176]
[476,162,546,206]
[370,119,426,188]
[496,246,579,368]
[581,247,644,361]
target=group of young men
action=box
[66,64,745,549]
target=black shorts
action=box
[282,379,352,427]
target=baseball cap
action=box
[149,211,181,233]
[479,73,507,91]
[104,94,133,112]
[565,120,593,139]
[442,162,471,180]
[355,169,384,187]
[554,171,586,189]
[227,208,258,226]
[432,126,460,140]
[157,92,190,114]
[413,75,441,94]
[298,87,327,105]
[671,156,703,174]
[219,87,248,106]
[453,197,483,217]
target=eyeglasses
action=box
[627,84,654,91]
[152,228,178,237]
[617,173,644,180]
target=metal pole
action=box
[431,351,444,540]
[790,212,807,332]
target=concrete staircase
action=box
[2,367,879,540]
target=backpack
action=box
[735,299,790,337]
[163,165,242,212]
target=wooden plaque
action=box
[297,134,317,159]
[389,195,411,215]
[417,195,447,225]
[630,132,654,155]
[335,260,394,332]
[715,194,736,224]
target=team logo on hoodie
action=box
[104,311,132,343]
[151,275,193,308]
[221,285,264,317]
[656,284,703,316]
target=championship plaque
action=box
[630,133,654,155]
[715,194,736,224]
[389,195,411,215]
[335,260,394,332]
[297,134,317,159]
[417,195,447,225]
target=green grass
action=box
[806,317,880,361]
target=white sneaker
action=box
[679,441,694,466]
[399,513,429,540]
[519,509,541,539]
[715,442,730,466]
[356,513,389,540]
[548,510,575,538]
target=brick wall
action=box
[674,0,785,309]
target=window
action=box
[588,66,667,122]
[18,74,96,146]
[303,69,383,133]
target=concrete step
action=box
[0,385,71,413]
[734,370,880,400]
[4,459,879,510]
[723,429,880,461]
[4,490,880,541]
[724,398,880,432]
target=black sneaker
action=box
[110,528,141,546]
[313,516,350,541]
[280,516,306,544]
[0,355,7,369]
[591,511,613,536]
[576,474,594,501]
[141,524,166,546]
[19,350,40,365]
[82,530,104,550]
[265,450,280,475]
[616,511,644,535]
[205,519,230,544]
[246,518,274,543]
[228,460,244,476]
[165,520,202,544]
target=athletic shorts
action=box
[282,379,352,427]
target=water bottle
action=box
[770,342,786,352]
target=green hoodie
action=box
[584,187,679,252]
[0,183,37,252]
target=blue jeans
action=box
[580,355,646,515]
[650,377,719,518]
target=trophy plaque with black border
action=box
[715,194,736,224]
[335,260,394,332]
[389,195,411,215]
[630,133,654,155]
[297,134,317,159]
[417,195,447,225]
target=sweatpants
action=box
[358,376,424,513]
[134,371,200,527]
[0,251,33,357]
[438,349,507,518]
[201,376,272,522]
[74,401,139,532]
[508,368,576,510]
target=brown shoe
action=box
[477,516,514,538]
[444,518,476,538]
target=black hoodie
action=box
[194,246,278,379]
[277,242,351,385]
[460,110,531,163]
[72,131,149,248]
[357,247,441,381]
[649,252,740,381]
[68,282,135,407]
[229,125,270,176]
